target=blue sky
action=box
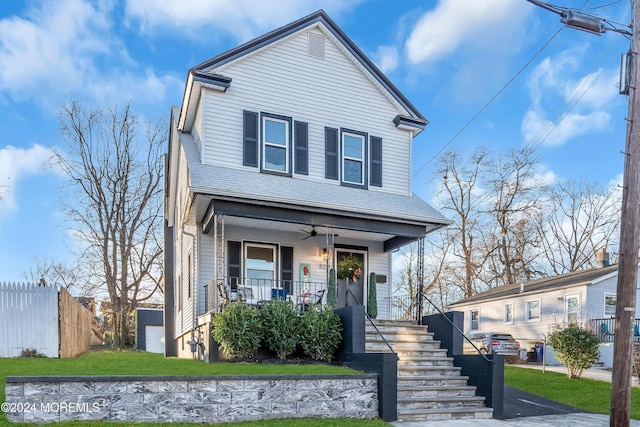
[0,0,632,283]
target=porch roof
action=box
[183,136,449,234]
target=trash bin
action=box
[535,343,544,363]
[519,349,528,361]
[527,350,536,362]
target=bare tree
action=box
[436,148,491,297]
[485,147,546,286]
[23,257,81,291]
[537,180,621,274]
[393,243,419,320]
[52,100,164,348]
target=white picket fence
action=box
[0,282,59,357]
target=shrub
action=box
[367,272,377,319]
[258,300,300,360]
[20,348,47,358]
[299,305,342,362]
[549,324,601,379]
[327,268,337,309]
[212,301,261,359]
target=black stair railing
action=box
[417,291,493,364]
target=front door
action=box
[336,250,365,308]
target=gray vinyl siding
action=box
[199,28,412,196]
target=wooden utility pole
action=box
[611,1,640,425]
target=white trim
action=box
[262,116,290,173]
[504,302,514,324]
[526,299,541,322]
[244,242,278,287]
[341,132,365,185]
[604,292,616,317]
[565,294,579,324]
[470,307,480,331]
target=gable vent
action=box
[308,32,326,59]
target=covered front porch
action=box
[189,193,448,320]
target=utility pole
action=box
[611,0,640,424]
[526,1,638,426]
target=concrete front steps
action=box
[366,320,493,422]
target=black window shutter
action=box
[281,246,294,295]
[243,111,258,167]
[325,127,339,180]
[294,121,308,175]
[370,136,382,187]
[227,241,241,290]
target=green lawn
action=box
[0,350,372,427]
[505,365,640,419]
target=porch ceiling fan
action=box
[300,225,338,240]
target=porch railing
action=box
[590,318,640,343]
[204,277,327,314]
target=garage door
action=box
[145,325,164,353]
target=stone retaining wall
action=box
[4,374,378,423]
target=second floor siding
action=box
[197,26,415,197]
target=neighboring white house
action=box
[446,254,640,368]
[163,10,450,358]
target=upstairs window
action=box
[341,130,367,187]
[262,115,290,173]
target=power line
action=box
[412,27,564,179]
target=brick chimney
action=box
[596,248,610,268]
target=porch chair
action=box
[601,322,613,339]
[298,289,325,313]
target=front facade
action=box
[447,262,640,367]
[164,11,449,358]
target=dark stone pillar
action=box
[422,311,464,355]
[453,354,504,419]
[334,305,365,360]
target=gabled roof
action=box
[177,9,426,132]
[448,264,619,306]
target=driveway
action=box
[500,385,587,419]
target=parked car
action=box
[463,332,520,357]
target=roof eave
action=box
[178,71,232,133]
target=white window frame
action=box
[470,308,480,331]
[262,115,290,173]
[565,294,579,324]
[504,303,514,324]
[341,131,365,185]
[604,293,616,317]
[244,243,277,288]
[526,299,541,322]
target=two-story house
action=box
[164,10,450,358]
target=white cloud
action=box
[124,0,364,42]
[521,109,610,147]
[522,49,618,147]
[373,45,399,74]
[0,144,54,213]
[0,0,179,111]
[405,0,532,65]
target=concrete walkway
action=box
[392,364,640,426]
